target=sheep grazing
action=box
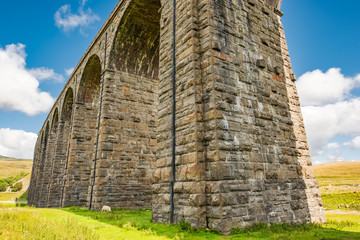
[101,205,111,212]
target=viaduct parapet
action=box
[28,0,326,234]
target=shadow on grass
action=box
[60,207,360,240]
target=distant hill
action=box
[313,161,360,187]
[0,155,32,162]
[0,158,33,179]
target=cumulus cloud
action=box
[0,128,37,159]
[327,142,340,150]
[0,44,55,116]
[297,68,360,106]
[345,136,360,150]
[29,67,64,82]
[65,67,75,76]
[302,99,360,156]
[54,1,99,32]
[297,68,360,162]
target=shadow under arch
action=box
[77,55,102,104]
[109,0,160,79]
[62,88,74,121]
[51,108,59,133]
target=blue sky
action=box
[0,0,359,163]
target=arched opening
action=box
[77,55,102,104]
[62,88,74,122]
[36,122,49,207]
[64,55,102,207]
[48,88,75,207]
[109,0,160,79]
[51,108,59,133]
[44,107,59,207]
[29,132,44,206]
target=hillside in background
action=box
[0,156,32,201]
[313,161,360,187]
[0,157,32,179]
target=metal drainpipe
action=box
[60,74,78,207]
[89,32,107,210]
[170,0,176,224]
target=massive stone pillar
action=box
[34,123,49,207]
[90,0,160,210]
[153,0,325,234]
[28,133,42,206]
[63,55,102,207]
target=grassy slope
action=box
[313,162,360,187]
[314,161,360,213]
[0,157,32,201]
[0,158,32,179]
[0,206,359,240]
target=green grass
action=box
[0,172,29,193]
[0,206,359,240]
[0,192,24,201]
[322,192,360,211]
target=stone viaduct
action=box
[28,0,326,233]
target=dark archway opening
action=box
[51,108,59,133]
[109,0,160,79]
[78,55,102,104]
[62,88,74,122]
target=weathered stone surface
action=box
[28,0,325,235]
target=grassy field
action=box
[0,206,359,240]
[0,158,32,179]
[0,160,359,238]
[0,157,32,201]
[313,162,360,187]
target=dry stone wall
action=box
[28,0,325,234]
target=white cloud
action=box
[345,136,360,150]
[302,99,360,156]
[297,68,360,162]
[327,142,340,150]
[0,128,37,159]
[0,44,55,116]
[29,67,64,82]
[65,67,75,76]
[297,68,360,106]
[54,2,99,32]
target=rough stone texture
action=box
[28,0,325,234]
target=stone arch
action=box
[63,55,102,207]
[89,0,161,210]
[44,122,50,150]
[35,122,49,207]
[48,87,75,207]
[77,55,102,104]
[109,0,160,79]
[28,131,44,206]
[51,108,59,133]
[62,88,74,122]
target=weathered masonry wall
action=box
[152,0,325,234]
[28,0,325,234]
[29,0,160,210]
